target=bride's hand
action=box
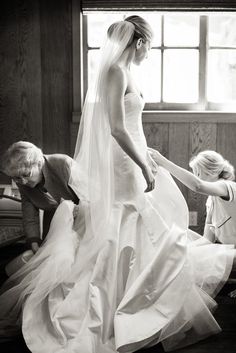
[142,165,155,193]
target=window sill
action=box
[72,110,236,124]
[142,111,236,123]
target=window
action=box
[83,13,236,111]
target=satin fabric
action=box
[0,93,234,353]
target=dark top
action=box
[18,154,79,245]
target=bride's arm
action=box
[107,66,154,192]
[150,149,229,198]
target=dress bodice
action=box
[112,92,147,201]
[123,92,147,151]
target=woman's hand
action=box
[142,165,155,192]
[73,204,80,218]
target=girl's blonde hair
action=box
[189,150,235,181]
[1,141,44,177]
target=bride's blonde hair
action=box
[189,150,235,181]
[107,15,153,48]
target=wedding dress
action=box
[0,92,234,353]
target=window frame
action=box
[83,13,236,112]
[71,4,236,124]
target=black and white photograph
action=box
[0,1,236,353]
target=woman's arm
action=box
[17,186,41,253]
[107,66,155,192]
[150,149,229,198]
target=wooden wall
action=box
[0,0,72,183]
[0,2,236,233]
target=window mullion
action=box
[160,14,164,104]
[199,15,208,110]
[83,15,89,105]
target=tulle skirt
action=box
[0,168,234,353]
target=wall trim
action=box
[143,111,236,123]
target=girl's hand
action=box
[147,150,158,176]
[142,165,155,192]
[147,148,164,166]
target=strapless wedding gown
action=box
[0,92,234,353]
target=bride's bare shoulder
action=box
[107,65,127,93]
[108,65,125,80]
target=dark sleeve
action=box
[62,156,80,204]
[19,189,41,245]
[63,155,74,183]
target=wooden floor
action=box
[0,244,236,353]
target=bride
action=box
[0,15,235,353]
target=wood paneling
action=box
[143,123,169,156]
[40,0,72,154]
[190,122,217,156]
[18,0,42,146]
[217,124,236,172]
[0,0,73,183]
[0,1,42,184]
[70,122,79,156]
[0,4,19,162]
[0,0,42,152]
[168,123,189,201]
[188,122,217,233]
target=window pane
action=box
[164,15,199,46]
[163,49,199,103]
[89,49,161,103]
[87,14,123,47]
[88,49,100,89]
[88,13,161,48]
[209,15,236,47]
[131,49,161,102]
[142,14,161,46]
[207,49,236,102]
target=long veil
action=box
[69,20,136,272]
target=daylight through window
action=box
[83,13,236,111]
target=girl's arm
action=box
[107,66,155,192]
[150,149,229,198]
[203,207,216,242]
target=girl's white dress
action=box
[0,92,234,353]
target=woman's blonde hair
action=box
[189,150,235,181]
[1,141,44,176]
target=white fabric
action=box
[0,93,234,353]
[69,21,137,276]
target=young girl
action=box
[151,149,236,246]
